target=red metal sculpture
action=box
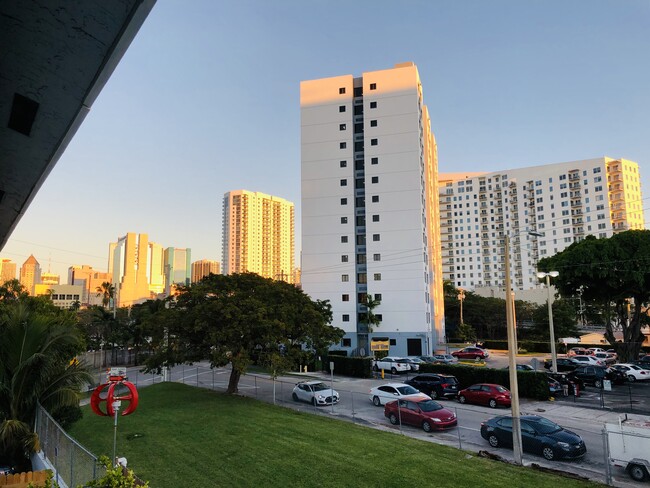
[90,367,139,417]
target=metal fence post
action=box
[182,364,185,383]
[629,385,633,412]
[197,367,199,387]
[397,400,402,433]
[351,390,355,421]
[456,407,462,449]
[212,368,215,390]
[255,376,258,398]
[602,428,612,486]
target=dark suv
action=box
[543,358,579,372]
[569,365,620,388]
[405,374,459,400]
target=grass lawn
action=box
[68,383,600,488]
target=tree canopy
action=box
[538,230,650,361]
[143,273,343,394]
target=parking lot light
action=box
[537,271,559,373]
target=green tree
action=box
[0,303,92,470]
[96,282,115,309]
[531,298,580,340]
[0,279,28,302]
[539,230,650,362]
[143,273,343,394]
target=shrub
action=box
[326,355,373,378]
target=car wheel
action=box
[594,379,603,389]
[628,464,648,482]
[389,413,399,425]
[430,390,438,400]
[628,375,636,383]
[292,392,299,402]
[542,445,555,461]
[391,367,397,375]
[422,421,432,432]
[489,399,497,408]
[458,395,466,404]
[373,395,381,407]
[488,435,499,448]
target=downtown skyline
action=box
[2,0,649,280]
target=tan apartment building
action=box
[19,254,41,295]
[192,259,220,283]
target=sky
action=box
[2,0,650,280]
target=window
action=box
[371,157,378,165]
[372,214,379,222]
[389,339,396,346]
[342,294,349,301]
[376,314,383,322]
[370,120,377,127]
[340,198,347,205]
[357,273,367,283]
[370,83,377,90]
[373,253,381,261]
[340,161,348,169]
[371,176,379,183]
[341,255,349,263]
[341,274,349,282]
[339,123,346,131]
[342,314,350,322]
[339,87,345,94]
[339,105,346,112]
[340,179,347,186]
[341,236,348,243]
[370,101,377,108]
[374,273,382,281]
[373,234,380,241]
[341,338,351,347]
[371,138,378,146]
[374,293,382,301]
[372,195,379,203]
[341,217,348,224]
[340,142,346,149]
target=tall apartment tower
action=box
[1,259,17,285]
[222,190,295,283]
[109,233,151,306]
[192,259,220,283]
[300,62,444,357]
[163,247,191,294]
[439,157,645,291]
[19,254,41,295]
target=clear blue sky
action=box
[3,0,650,279]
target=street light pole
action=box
[537,271,559,373]
[504,234,523,465]
[457,288,465,325]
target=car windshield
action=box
[396,385,420,395]
[310,383,329,392]
[532,417,562,434]
[418,400,443,412]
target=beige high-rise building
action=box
[0,259,17,285]
[41,272,60,285]
[222,190,295,283]
[148,242,165,294]
[68,265,112,306]
[109,233,152,307]
[19,254,41,295]
[192,259,220,283]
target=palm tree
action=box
[0,303,93,470]
[96,282,115,309]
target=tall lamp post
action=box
[537,271,559,373]
[457,288,465,325]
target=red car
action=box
[384,397,457,432]
[451,347,489,360]
[458,383,511,408]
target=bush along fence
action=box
[326,355,374,378]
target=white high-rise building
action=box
[440,157,644,292]
[300,62,444,357]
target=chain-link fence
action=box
[35,403,99,488]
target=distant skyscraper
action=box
[148,242,165,295]
[191,259,220,283]
[20,254,41,295]
[68,265,112,306]
[109,233,151,307]
[222,190,295,283]
[0,259,17,285]
[164,247,191,293]
[439,157,645,292]
[300,62,444,357]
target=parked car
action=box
[292,381,339,406]
[384,397,457,432]
[369,383,429,406]
[0,466,13,476]
[504,364,534,371]
[458,383,511,408]
[428,354,458,364]
[480,415,587,460]
[571,355,606,367]
[547,372,583,394]
[634,355,650,369]
[544,357,579,372]
[451,347,489,360]
[405,373,460,400]
[372,356,410,374]
[567,347,588,357]
[587,347,607,355]
[548,377,564,396]
[606,367,628,385]
[593,352,617,365]
[569,365,620,388]
[400,357,423,371]
[612,363,650,382]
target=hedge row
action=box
[326,355,373,378]
[418,363,550,400]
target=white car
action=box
[292,381,339,406]
[430,354,458,364]
[614,364,650,382]
[572,355,606,367]
[587,347,607,355]
[369,383,429,406]
[372,356,411,374]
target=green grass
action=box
[68,383,600,488]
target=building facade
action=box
[0,259,16,285]
[68,264,112,306]
[109,233,152,307]
[222,190,295,283]
[147,242,165,295]
[164,247,191,294]
[440,157,644,291]
[34,284,83,309]
[19,254,41,295]
[191,259,220,283]
[300,62,444,357]
[41,272,60,285]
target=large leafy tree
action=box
[538,230,650,361]
[143,273,343,394]
[0,302,92,470]
[530,298,580,340]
